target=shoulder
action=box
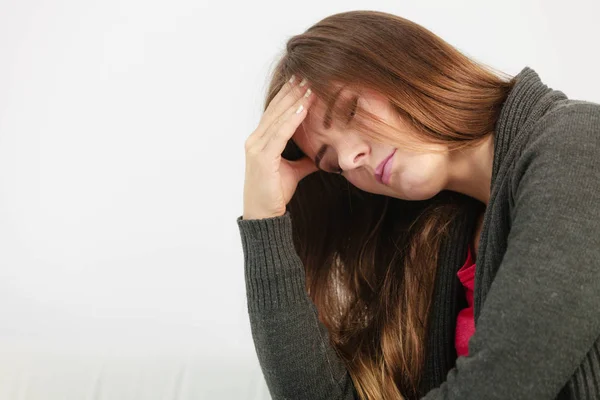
[526,99,600,153]
[508,98,600,214]
[513,99,600,180]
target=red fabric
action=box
[455,245,476,357]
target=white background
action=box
[0,0,598,399]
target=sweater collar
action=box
[474,67,567,321]
[491,66,566,187]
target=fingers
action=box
[255,77,312,140]
[265,75,299,117]
[259,85,315,155]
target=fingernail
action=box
[289,75,296,84]
[299,78,308,87]
[295,104,304,114]
[304,88,312,98]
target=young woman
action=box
[237,10,600,400]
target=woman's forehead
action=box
[302,85,354,131]
[303,97,327,131]
[294,119,319,157]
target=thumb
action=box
[290,156,319,181]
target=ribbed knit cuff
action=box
[236,211,309,312]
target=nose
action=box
[336,134,370,171]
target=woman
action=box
[237,10,600,400]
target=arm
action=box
[237,213,358,400]
[422,106,600,399]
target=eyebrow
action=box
[314,87,344,170]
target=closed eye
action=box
[348,96,358,121]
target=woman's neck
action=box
[445,133,494,206]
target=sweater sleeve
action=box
[236,212,358,400]
[422,105,600,399]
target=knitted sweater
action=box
[236,66,600,399]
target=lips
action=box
[375,149,397,184]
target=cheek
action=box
[402,161,434,184]
[396,155,446,199]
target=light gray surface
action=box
[0,345,270,399]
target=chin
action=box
[393,174,442,201]
[347,172,442,201]
[394,188,439,201]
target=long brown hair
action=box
[263,10,514,399]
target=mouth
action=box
[374,149,397,184]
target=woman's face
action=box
[292,84,451,201]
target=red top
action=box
[455,245,476,357]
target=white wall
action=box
[0,0,598,399]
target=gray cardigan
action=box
[236,66,600,399]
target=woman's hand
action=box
[243,76,318,220]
